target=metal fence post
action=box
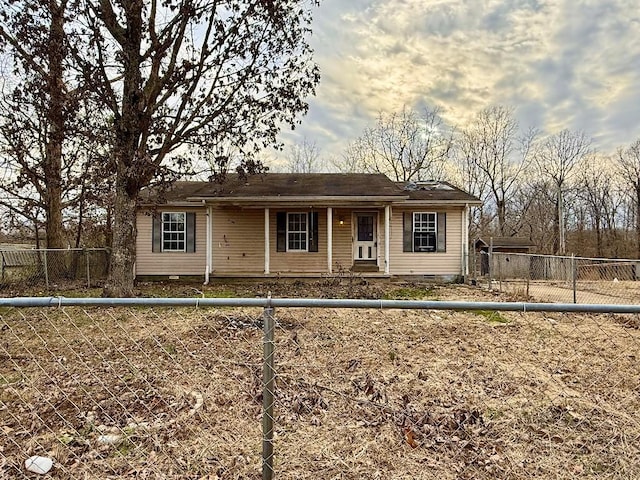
[471,245,476,284]
[262,300,276,480]
[526,256,530,298]
[86,249,91,288]
[572,254,577,304]
[43,249,49,289]
[488,238,493,290]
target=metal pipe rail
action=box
[2,296,640,314]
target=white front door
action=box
[354,213,377,261]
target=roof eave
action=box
[187,195,409,204]
[396,199,482,206]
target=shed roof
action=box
[475,237,537,249]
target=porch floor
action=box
[209,271,391,279]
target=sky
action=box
[278,0,640,164]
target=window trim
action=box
[413,211,437,253]
[161,211,187,252]
[286,212,309,252]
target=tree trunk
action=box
[102,176,137,297]
[636,187,640,259]
[553,194,561,255]
[497,199,506,236]
[595,217,602,257]
[44,0,67,250]
[102,0,144,297]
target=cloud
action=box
[283,0,640,163]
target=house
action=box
[136,173,481,282]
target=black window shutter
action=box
[276,212,286,252]
[403,212,413,252]
[437,212,446,252]
[308,212,319,252]
[186,212,196,253]
[152,214,162,252]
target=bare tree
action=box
[286,137,323,173]
[0,0,89,248]
[334,139,368,173]
[79,0,320,296]
[578,154,616,257]
[452,131,491,237]
[341,106,453,181]
[616,139,640,258]
[456,106,534,236]
[513,179,556,253]
[534,129,592,254]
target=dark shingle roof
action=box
[396,180,481,203]
[193,173,405,197]
[141,174,481,204]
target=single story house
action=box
[136,173,481,282]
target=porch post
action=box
[462,204,469,277]
[327,207,333,274]
[384,205,390,275]
[204,204,212,284]
[264,208,270,274]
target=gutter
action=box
[185,195,409,203]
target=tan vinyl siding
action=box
[212,207,265,273]
[270,208,328,273]
[136,208,206,275]
[389,207,463,275]
[332,209,353,271]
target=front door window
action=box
[354,213,377,261]
[357,215,374,242]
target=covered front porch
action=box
[204,204,393,281]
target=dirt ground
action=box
[496,279,640,305]
[1,282,639,479]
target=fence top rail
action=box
[0,247,109,253]
[2,296,640,314]
[491,252,640,263]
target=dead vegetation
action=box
[1,283,639,479]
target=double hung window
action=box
[276,211,318,253]
[413,212,437,252]
[287,213,308,251]
[162,212,186,252]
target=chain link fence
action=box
[0,249,110,290]
[2,295,640,479]
[477,252,640,304]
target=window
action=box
[413,212,436,252]
[152,212,195,253]
[403,211,445,253]
[276,211,319,253]
[162,212,186,252]
[287,212,308,251]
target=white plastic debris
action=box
[25,456,53,474]
[97,434,123,445]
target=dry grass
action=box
[1,283,639,479]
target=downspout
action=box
[462,203,469,279]
[203,201,211,285]
[327,207,333,274]
[264,208,270,274]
